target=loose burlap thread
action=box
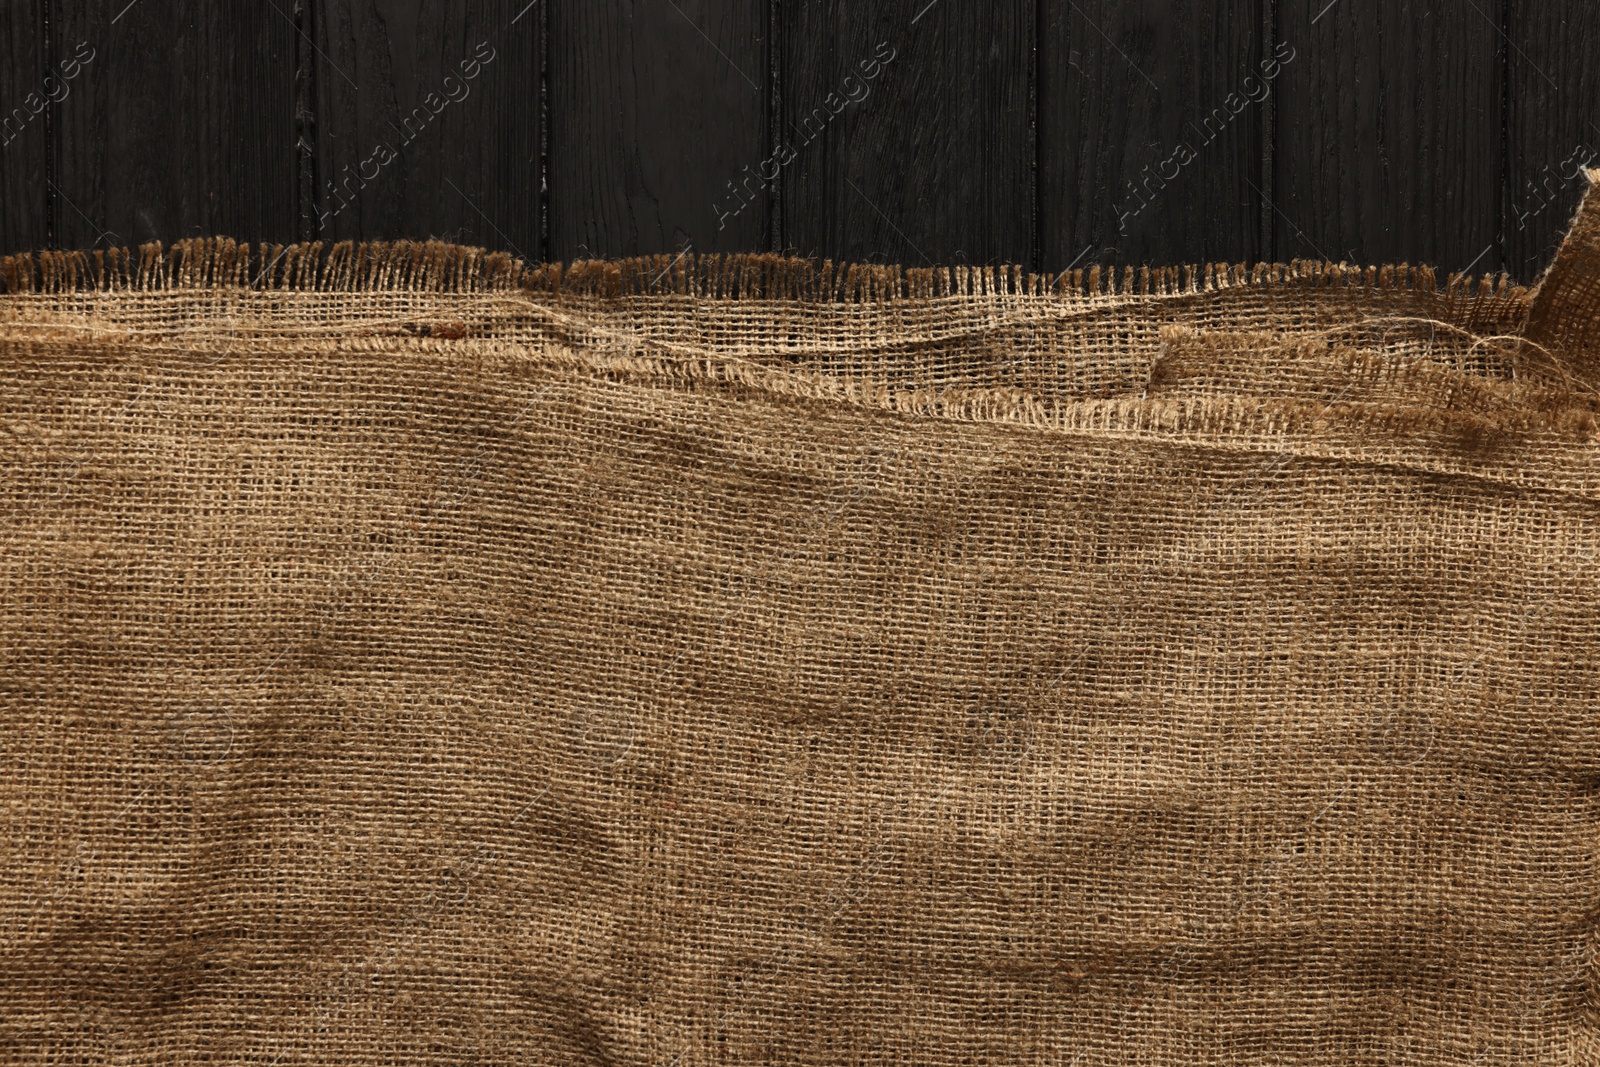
[3,178,1600,1066]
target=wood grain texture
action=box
[1505,3,1600,282]
[781,0,1034,267]
[313,0,542,259]
[547,0,766,260]
[50,0,297,251]
[1273,0,1503,273]
[1039,0,1265,272]
[8,0,1600,275]
[0,1,49,254]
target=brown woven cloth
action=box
[4,181,1600,1067]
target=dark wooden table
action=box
[2,1,1596,280]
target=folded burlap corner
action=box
[2,180,1598,1066]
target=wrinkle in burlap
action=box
[2,177,1600,1065]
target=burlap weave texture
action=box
[3,180,1600,1065]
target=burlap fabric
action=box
[3,179,1600,1066]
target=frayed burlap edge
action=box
[0,238,1530,304]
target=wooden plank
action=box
[1506,5,1600,282]
[781,0,1034,268]
[313,0,542,260]
[1039,0,1266,273]
[1273,0,1503,273]
[0,1,50,254]
[50,1,297,251]
[547,0,766,261]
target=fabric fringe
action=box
[0,237,1531,306]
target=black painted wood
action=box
[1273,0,1505,274]
[1039,0,1266,272]
[312,0,542,260]
[2,0,1599,280]
[1506,3,1600,282]
[50,0,297,252]
[780,0,1035,267]
[547,0,767,260]
[0,1,50,254]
